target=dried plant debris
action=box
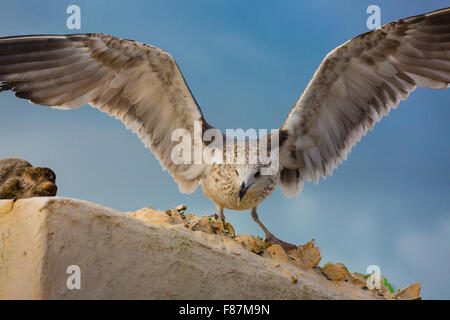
[264,244,292,263]
[349,272,367,287]
[395,283,421,300]
[129,205,235,237]
[234,235,268,254]
[127,204,420,295]
[171,205,188,225]
[320,262,350,281]
[187,214,235,238]
[295,239,321,268]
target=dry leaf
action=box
[395,283,421,300]
[321,262,349,281]
[264,244,291,263]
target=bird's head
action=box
[235,164,275,205]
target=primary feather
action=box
[0,33,214,193]
[278,7,450,197]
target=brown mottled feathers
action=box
[0,33,213,193]
[278,7,450,197]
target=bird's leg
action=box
[251,207,297,251]
[217,206,226,222]
[209,206,226,222]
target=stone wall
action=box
[0,197,419,299]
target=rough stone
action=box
[0,158,57,199]
[0,197,390,300]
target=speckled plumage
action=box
[202,160,279,211]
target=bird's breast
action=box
[202,166,277,211]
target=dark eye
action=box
[254,170,261,178]
[235,170,239,176]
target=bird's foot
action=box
[265,234,297,252]
[208,213,226,222]
[208,213,219,220]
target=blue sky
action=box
[0,0,449,299]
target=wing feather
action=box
[0,33,214,193]
[279,7,450,197]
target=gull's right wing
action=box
[0,33,217,193]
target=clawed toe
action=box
[265,234,297,251]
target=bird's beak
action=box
[237,182,249,205]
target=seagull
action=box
[1,8,449,250]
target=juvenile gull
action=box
[1,8,449,250]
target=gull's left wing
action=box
[278,8,450,197]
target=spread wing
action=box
[278,7,450,197]
[0,33,214,193]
